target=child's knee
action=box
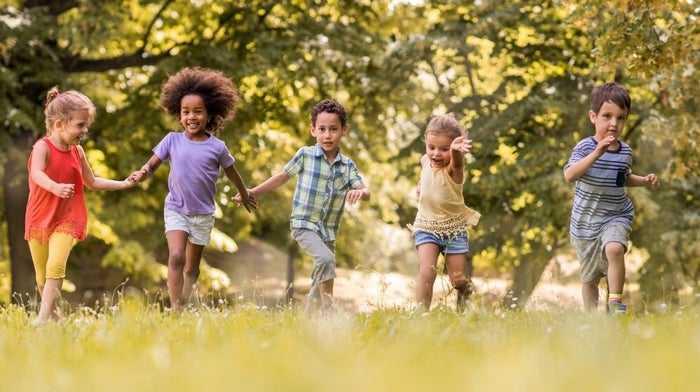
[183,267,200,280]
[168,253,186,268]
[45,263,66,280]
[605,242,626,259]
[417,264,437,280]
[317,253,335,270]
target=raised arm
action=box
[564,136,613,182]
[448,135,471,183]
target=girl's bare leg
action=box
[416,243,440,310]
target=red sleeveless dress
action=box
[24,138,88,243]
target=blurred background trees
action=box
[1,0,697,310]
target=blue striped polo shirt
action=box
[566,136,635,239]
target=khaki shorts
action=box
[571,223,630,283]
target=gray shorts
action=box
[164,207,215,246]
[291,228,336,301]
[571,223,630,283]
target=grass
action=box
[1,299,700,392]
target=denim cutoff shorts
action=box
[414,230,470,254]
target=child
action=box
[409,113,480,312]
[132,67,257,312]
[564,82,660,313]
[234,99,370,315]
[25,87,140,324]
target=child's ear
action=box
[588,110,597,123]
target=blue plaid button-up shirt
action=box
[284,144,364,241]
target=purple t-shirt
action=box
[153,132,235,215]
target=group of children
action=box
[25,66,659,323]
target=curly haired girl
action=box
[132,67,257,312]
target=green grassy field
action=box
[1,300,699,392]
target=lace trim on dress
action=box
[408,215,473,239]
[26,221,85,243]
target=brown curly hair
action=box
[311,99,348,127]
[160,67,240,135]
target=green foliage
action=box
[100,240,166,282]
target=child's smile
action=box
[179,94,210,140]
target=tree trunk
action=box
[503,246,556,310]
[4,132,36,306]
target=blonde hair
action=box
[425,113,464,140]
[44,86,96,135]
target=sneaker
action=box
[608,301,628,314]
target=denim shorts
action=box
[414,231,470,254]
[164,207,215,246]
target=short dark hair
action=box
[311,99,348,127]
[590,82,631,114]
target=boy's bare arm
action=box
[233,172,292,205]
[625,173,660,188]
[564,149,606,182]
[564,136,614,182]
[250,172,292,197]
[346,184,370,205]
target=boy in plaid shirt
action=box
[236,99,370,315]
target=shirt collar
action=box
[313,143,344,164]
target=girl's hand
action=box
[233,190,258,211]
[128,170,145,184]
[122,178,139,189]
[51,183,75,199]
[451,136,472,154]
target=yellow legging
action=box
[27,232,75,288]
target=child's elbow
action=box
[563,168,576,183]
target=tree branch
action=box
[62,50,171,73]
[23,0,77,15]
[138,0,175,53]
[57,0,176,73]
